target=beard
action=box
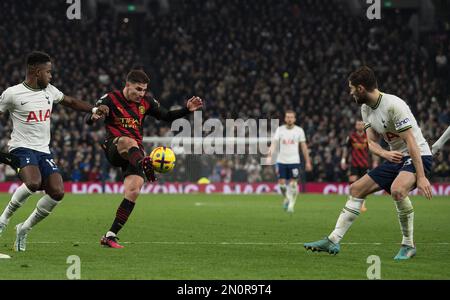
[37,78,48,89]
[353,93,369,105]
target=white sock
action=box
[20,195,59,232]
[0,184,34,224]
[394,196,414,247]
[106,231,116,238]
[328,196,364,244]
[287,181,298,210]
[279,184,287,199]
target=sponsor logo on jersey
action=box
[115,117,139,129]
[281,139,296,145]
[26,109,51,122]
[395,118,410,128]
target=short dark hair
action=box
[348,66,378,91]
[126,69,150,84]
[285,110,296,116]
[27,51,51,67]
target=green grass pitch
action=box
[0,193,449,279]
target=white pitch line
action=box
[24,241,450,245]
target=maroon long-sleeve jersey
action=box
[345,131,370,168]
[94,90,190,150]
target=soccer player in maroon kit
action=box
[88,69,203,248]
[340,120,378,212]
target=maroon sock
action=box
[109,199,135,234]
[128,147,144,169]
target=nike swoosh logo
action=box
[21,102,29,105]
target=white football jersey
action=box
[361,92,431,156]
[0,82,64,154]
[272,125,306,164]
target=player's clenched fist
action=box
[96,104,110,116]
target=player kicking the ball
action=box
[0,51,109,251]
[268,110,312,213]
[304,66,433,260]
[87,69,202,248]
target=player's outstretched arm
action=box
[398,128,432,199]
[85,112,104,126]
[148,96,203,122]
[432,125,450,155]
[61,95,109,116]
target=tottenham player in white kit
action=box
[0,51,108,251]
[268,110,312,213]
[305,66,433,260]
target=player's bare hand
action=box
[384,151,403,163]
[305,161,313,172]
[97,105,110,116]
[91,113,103,122]
[417,176,432,200]
[97,104,110,116]
[186,96,203,111]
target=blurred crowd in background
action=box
[0,0,449,183]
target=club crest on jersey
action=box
[26,109,51,122]
[139,105,145,115]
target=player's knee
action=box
[48,189,65,201]
[391,186,406,201]
[125,187,141,201]
[25,180,42,193]
[349,182,364,198]
[119,137,138,149]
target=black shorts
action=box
[102,138,145,179]
[368,156,433,194]
[350,166,368,178]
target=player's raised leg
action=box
[101,174,144,249]
[304,174,381,254]
[390,171,417,260]
[116,136,154,181]
[0,165,41,235]
[14,172,63,252]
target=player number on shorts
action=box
[292,168,299,177]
